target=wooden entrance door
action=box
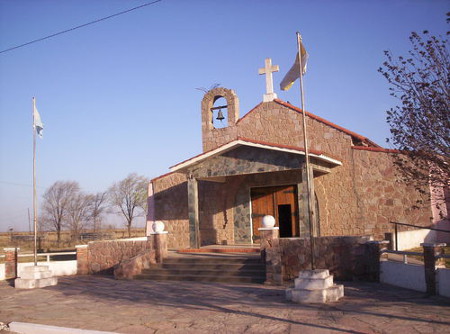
[251,185,299,241]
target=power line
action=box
[0,0,163,54]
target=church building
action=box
[147,59,435,250]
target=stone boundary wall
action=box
[114,252,156,279]
[260,231,372,284]
[279,236,370,282]
[77,237,156,275]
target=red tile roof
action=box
[150,171,176,182]
[352,146,399,154]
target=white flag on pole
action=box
[280,41,309,91]
[33,102,44,138]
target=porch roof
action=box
[170,137,342,173]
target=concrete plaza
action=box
[1,275,449,333]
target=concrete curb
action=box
[8,322,116,334]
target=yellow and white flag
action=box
[280,41,308,91]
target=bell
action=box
[216,109,225,121]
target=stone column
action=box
[365,241,389,282]
[151,233,168,263]
[75,245,89,275]
[4,247,19,279]
[187,176,200,248]
[421,243,446,295]
[259,227,282,285]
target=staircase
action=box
[134,252,266,284]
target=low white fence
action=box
[380,250,450,298]
[0,252,77,281]
[438,268,450,298]
[380,261,426,292]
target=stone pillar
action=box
[151,233,168,263]
[4,248,19,279]
[187,176,200,248]
[421,243,446,295]
[259,227,282,285]
[76,245,89,275]
[365,241,389,282]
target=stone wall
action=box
[349,148,432,239]
[80,237,155,275]
[278,236,370,282]
[152,172,190,249]
[198,180,236,246]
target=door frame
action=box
[249,184,299,243]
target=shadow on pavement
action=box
[49,275,450,332]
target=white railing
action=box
[18,252,76,263]
[0,251,76,262]
[385,250,423,264]
[0,251,77,280]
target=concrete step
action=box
[140,267,265,277]
[159,262,265,271]
[162,256,262,264]
[135,272,266,284]
[134,253,266,284]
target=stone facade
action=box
[77,237,156,275]
[152,172,190,249]
[114,251,156,280]
[4,248,19,279]
[280,236,369,282]
[151,88,433,249]
[259,231,372,284]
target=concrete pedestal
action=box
[14,265,58,289]
[286,269,344,304]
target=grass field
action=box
[0,228,146,263]
[407,246,450,268]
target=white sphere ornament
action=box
[262,215,276,228]
[152,221,165,233]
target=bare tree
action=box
[379,21,449,216]
[41,181,80,245]
[87,192,108,232]
[66,192,92,241]
[108,173,148,237]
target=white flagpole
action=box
[296,32,316,270]
[32,97,38,266]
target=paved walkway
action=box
[1,276,449,333]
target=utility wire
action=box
[0,0,163,54]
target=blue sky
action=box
[0,0,448,232]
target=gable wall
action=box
[152,172,190,249]
[234,101,362,236]
[202,100,432,238]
